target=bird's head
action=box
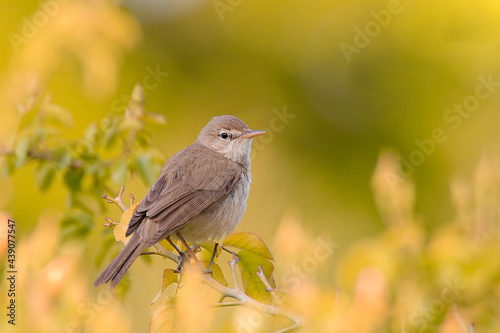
[197,115,265,167]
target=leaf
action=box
[135,153,161,187]
[146,112,168,125]
[162,269,179,291]
[114,201,141,244]
[207,262,228,287]
[15,137,30,168]
[71,192,103,214]
[94,234,117,267]
[111,160,128,185]
[149,295,175,333]
[55,150,72,168]
[1,156,16,176]
[223,232,274,260]
[35,162,57,191]
[60,210,94,241]
[197,242,221,261]
[102,126,118,149]
[64,168,84,192]
[43,103,73,127]
[158,239,175,252]
[237,250,275,304]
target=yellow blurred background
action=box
[1,0,500,332]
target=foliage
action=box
[2,1,500,331]
[2,122,500,331]
[0,84,165,241]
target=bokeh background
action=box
[2,0,500,332]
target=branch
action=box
[202,255,303,333]
[0,148,83,168]
[256,265,276,293]
[229,253,242,292]
[103,186,303,333]
[103,185,128,212]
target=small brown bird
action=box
[94,115,265,289]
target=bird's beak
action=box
[240,130,266,139]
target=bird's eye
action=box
[220,132,229,140]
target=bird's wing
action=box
[126,143,243,245]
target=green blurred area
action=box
[2,0,500,331]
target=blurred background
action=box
[1,0,500,332]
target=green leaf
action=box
[137,132,151,148]
[223,232,274,260]
[111,160,128,185]
[55,150,72,168]
[43,103,73,127]
[197,242,221,261]
[60,210,94,241]
[135,153,161,187]
[64,168,84,192]
[0,156,16,177]
[237,250,275,304]
[35,162,57,191]
[162,269,179,291]
[15,137,30,168]
[102,126,118,149]
[70,192,105,215]
[94,234,117,267]
[208,262,228,287]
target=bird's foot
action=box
[175,252,189,272]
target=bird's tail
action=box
[94,233,145,289]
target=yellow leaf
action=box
[238,250,275,304]
[223,232,274,260]
[162,269,179,291]
[113,200,141,245]
[149,295,175,333]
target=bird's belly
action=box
[177,176,250,243]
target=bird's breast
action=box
[177,171,251,243]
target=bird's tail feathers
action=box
[93,233,145,289]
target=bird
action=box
[94,115,265,289]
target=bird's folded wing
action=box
[126,151,242,244]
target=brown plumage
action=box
[94,115,265,289]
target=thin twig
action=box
[221,245,236,255]
[213,301,243,308]
[103,217,118,227]
[102,185,128,212]
[199,266,303,333]
[102,186,303,333]
[335,288,341,304]
[153,243,181,263]
[0,148,84,169]
[452,304,467,331]
[140,251,178,261]
[229,253,241,292]
[256,265,275,293]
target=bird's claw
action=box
[176,253,188,272]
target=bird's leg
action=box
[167,236,188,272]
[176,232,207,272]
[206,243,219,276]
